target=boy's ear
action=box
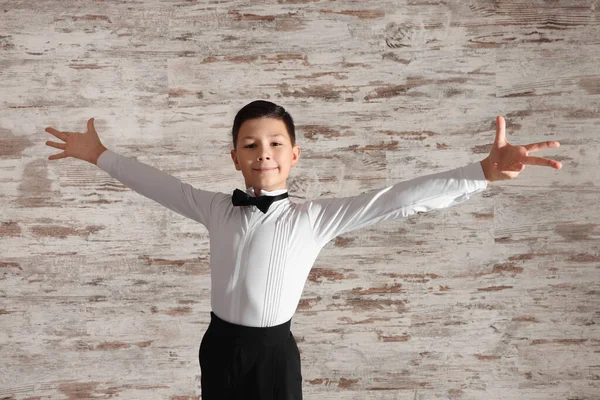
[230,149,241,171]
[291,145,301,166]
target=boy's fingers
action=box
[524,141,560,153]
[521,155,559,168]
[46,141,65,149]
[48,152,67,160]
[45,127,69,141]
[495,116,506,146]
[87,117,95,132]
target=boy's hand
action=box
[45,118,107,165]
[480,116,562,183]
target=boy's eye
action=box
[244,143,281,148]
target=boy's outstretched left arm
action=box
[306,115,563,248]
[479,116,562,183]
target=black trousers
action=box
[199,311,303,400]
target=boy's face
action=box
[230,117,301,193]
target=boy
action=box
[45,100,562,399]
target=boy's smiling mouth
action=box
[254,167,277,171]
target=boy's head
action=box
[230,100,301,193]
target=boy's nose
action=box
[258,151,272,160]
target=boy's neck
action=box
[247,185,288,196]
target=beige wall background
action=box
[1,0,598,399]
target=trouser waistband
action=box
[207,311,292,345]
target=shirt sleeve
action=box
[96,149,219,229]
[306,161,488,248]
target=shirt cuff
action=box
[463,161,488,191]
[97,148,117,171]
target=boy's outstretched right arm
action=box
[96,149,217,228]
[45,118,217,229]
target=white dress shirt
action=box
[97,149,488,327]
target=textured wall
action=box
[1,0,598,399]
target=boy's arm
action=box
[97,149,218,229]
[45,118,218,229]
[306,161,488,248]
[305,114,563,248]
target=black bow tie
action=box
[231,189,289,213]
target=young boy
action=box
[44,100,562,400]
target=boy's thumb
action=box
[88,117,95,131]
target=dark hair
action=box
[232,100,296,150]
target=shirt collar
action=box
[247,186,289,197]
